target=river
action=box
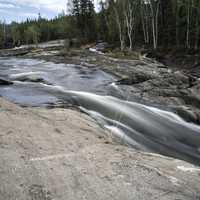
[0,56,200,165]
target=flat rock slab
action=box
[0,98,200,200]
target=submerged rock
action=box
[10,73,52,85]
[0,78,13,86]
[15,76,51,84]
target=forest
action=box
[0,0,200,51]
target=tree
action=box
[186,0,192,48]
[194,0,200,49]
[159,0,176,47]
[0,26,4,48]
[11,23,21,46]
[1,0,200,51]
[24,25,41,45]
[140,0,150,45]
[148,0,160,49]
[124,0,139,50]
[71,0,96,42]
[96,1,109,41]
[113,0,127,51]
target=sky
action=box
[0,0,100,23]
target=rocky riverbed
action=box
[12,43,199,124]
[0,42,200,199]
[0,98,200,200]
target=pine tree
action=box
[72,0,96,42]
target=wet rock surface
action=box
[0,98,200,200]
[4,44,198,123]
[0,55,200,166]
[0,78,13,86]
[32,49,200,124]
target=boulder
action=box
[0,78,13,86]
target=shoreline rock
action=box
[1,44,200,124]
[30,48,200,124]
[0,97,200,199]
[0,78,13,86]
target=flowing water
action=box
[0,57,200,165]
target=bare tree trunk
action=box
[140,0,148,44]
[195,15,199,50]
[174,0,179,48]
[155,0,160,48]
[176,14,179,47]
[149,0,160,50]
[127,30,133,50]
[3,20,6,46]
[186,2,191,49]
[141,16,147,44]
[151,17,156,49]
[125,0,135,50]
[114,7,126,51]
[145,3,150,45]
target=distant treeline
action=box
[0,13,72,48]
[0,0,200,51]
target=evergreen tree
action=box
[72,0,96,42]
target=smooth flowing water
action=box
[0,57,200,165]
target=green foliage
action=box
[1,0,200,51]
[72,0,96,42]
[0,28,4,48]
[0,14,75,48]
[24,25,41,45]
[11,22,22,46]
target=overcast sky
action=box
[0,0,100,23]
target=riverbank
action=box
[1,43,200,124]
[17,44,200,124]
[0,97,200,200]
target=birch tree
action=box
[140,0,150,45]
[194,0,200,49]
[186,0,192,48]
[124,0,138,50]
[149,0,160,49]
[114,0,126,51]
